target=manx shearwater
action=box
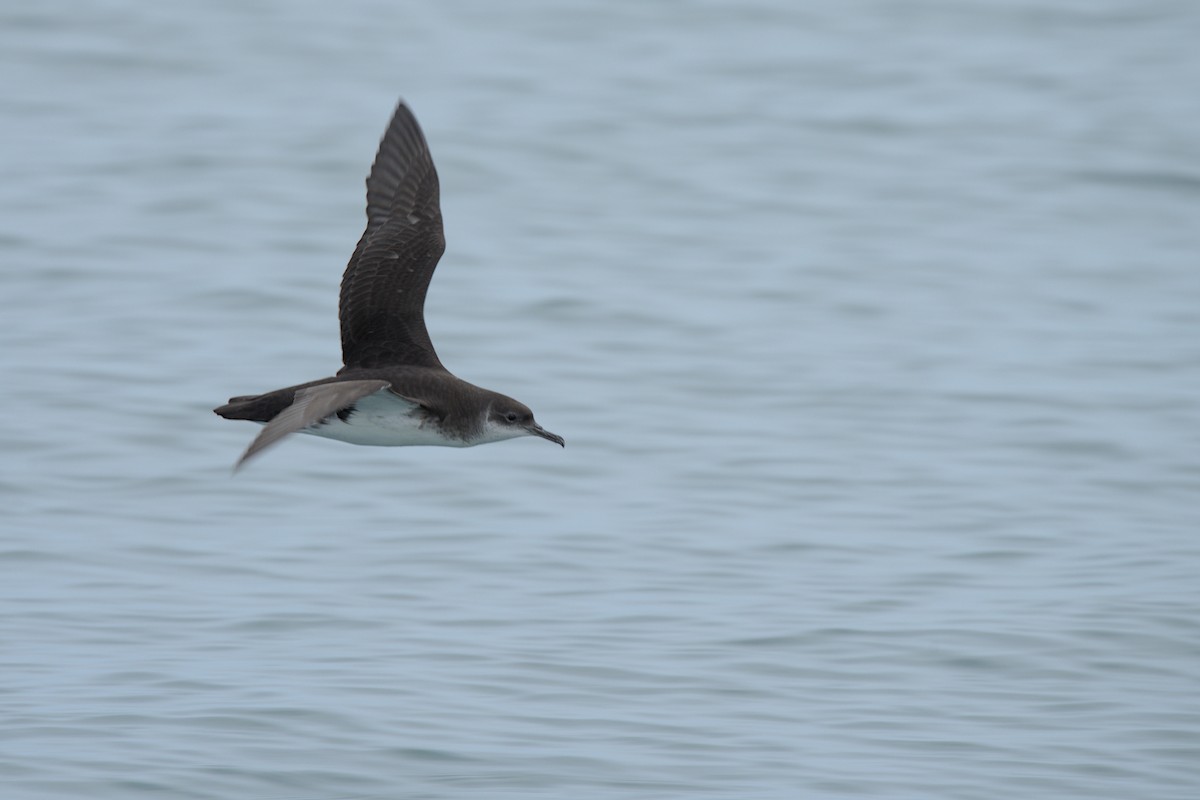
[215,100,563,470]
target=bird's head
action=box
[484,395,564,447]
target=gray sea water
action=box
[3,1,1199,798]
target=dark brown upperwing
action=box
[339,102,446,370]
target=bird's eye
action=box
[505,411,518,423]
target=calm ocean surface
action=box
[3,1,1199,798]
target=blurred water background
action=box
[2,1,1199,798]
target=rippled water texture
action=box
[3,1,1199,798]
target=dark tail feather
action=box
[214,391,295,422]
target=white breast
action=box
[298,388,470,448]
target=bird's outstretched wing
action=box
[233,379,390,470]
[339,102,446,370]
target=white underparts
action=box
[288,388,531,448]
[299,389,467,447]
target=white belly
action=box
[296,388,470,447]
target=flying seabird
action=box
[214,100,563,470]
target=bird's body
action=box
[215,101,563,469]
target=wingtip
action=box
[230,448,253,474]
